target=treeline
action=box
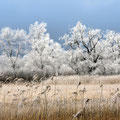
[0,21,120,80]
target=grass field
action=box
[0,75,120,120]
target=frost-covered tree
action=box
[0,27,28,75]
[61,22,105,74]
[24,22,64,76]
[101,30,120,75]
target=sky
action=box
[0,0,120,41]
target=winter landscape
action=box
[0,0,120,120]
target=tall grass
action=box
[0,75,120,120]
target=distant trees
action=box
[0,21,120,78]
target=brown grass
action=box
[0,75,120,120]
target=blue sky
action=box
[0,0,120,41]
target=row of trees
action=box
[0,21,120,78]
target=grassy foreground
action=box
[0,75,120,120]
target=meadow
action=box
[0,75,120,120]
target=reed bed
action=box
[0,75,120,120]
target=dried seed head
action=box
[5,77,13,83]
[85,99,90,104]
[22,98,27,102]
[41,91,46,94]
[46,85,51,89]
[47,87,51,92]
[72,108,85,118]
[41,85,51,94]
[33,96,41,104]
[33,74,39,79]
[77,81,81,89]
[16,78,24,83]
[13,98,18,101]
[13,78,18,82]
[26,83,30,87]
[78,81,81,86]
[83,87,86,91]
[40,76,46,81]
[34,86,39,89]
[79,88,86,93]
[72,92,78,95]
[7,91,11,93]
[51,76,54,81]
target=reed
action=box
[0,75,120,120]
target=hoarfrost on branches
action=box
[0,21,120,77]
